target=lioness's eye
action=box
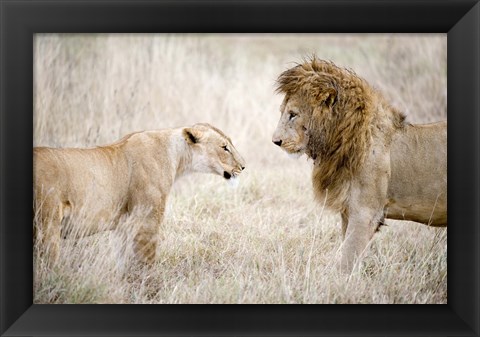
[222,145,230,152]
[288,112,297,121]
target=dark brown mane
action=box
[276,57,406,211]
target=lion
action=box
[272,58,447,272]
[34,123,246,265]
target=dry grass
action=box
[33,33,447,304]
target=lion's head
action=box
[273,58,371,160]
[272,58,405,209]
[271,95,312,158]
[183,123,246,185]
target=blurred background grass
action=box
[34,33,447,304]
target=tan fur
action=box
[34,123,246,265]
[273,58,446,272]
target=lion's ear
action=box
[323,88,337,108]
[183,128,202,144]
[311,88,337,121]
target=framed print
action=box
[1,0,479,336]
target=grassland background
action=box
[34,34,447,304]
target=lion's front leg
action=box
[340,207,384,273]
[340,211,349,239]
[340,163,389,273]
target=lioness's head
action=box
[183,123,246,184]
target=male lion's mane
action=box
[276,58,406,211]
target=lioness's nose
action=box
[273,139,282,147]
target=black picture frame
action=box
[1,0,479,336]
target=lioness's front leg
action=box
[35,197,63,266]
[130,195,166,264]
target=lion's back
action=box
[386,121,447,225]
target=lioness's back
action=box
[34,146,131,215]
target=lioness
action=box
[272,58,446,272]
[34,123,246,264]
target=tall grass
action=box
[34,33,447,304]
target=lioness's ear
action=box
[183,128,202,144]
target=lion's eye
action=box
[288,112,298,121]
[222,145,230,153]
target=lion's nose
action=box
[273,139,282,147]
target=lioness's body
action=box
[273,58,446,272]
[35,147,129,236]
[34,124,245,264]
[387,122,447,226]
